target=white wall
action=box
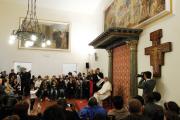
[95,0,180,105]
[138,0,180,105]
[87,0,113,77]
[0,1,102,76]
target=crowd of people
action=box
[0,69,180,120]
[0,91,179,120]
[0,68,105,100]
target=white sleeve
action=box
[98,81,112,94]
[30,89,38,94]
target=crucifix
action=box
[145,29,172,77]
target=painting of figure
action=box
[105,0,171,30]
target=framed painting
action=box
[13,61,32,73]
[18,18,70,51]
[104,0,173,30]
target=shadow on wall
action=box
[155,77,167,105]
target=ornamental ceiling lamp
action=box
[9,0,51,48]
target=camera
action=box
[136,72,144,78]
[67,103,73,107]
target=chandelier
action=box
[9,0,51,48]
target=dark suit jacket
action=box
[138,79,156,97]
[143,103,164,119]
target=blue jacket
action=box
[79,105,107,120]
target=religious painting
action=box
[104,0,172,30]
[18,18,70,51]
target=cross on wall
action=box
[145,29,172,77]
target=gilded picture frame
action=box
[18,18,70,51]
[104,0,173,30]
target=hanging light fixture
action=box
[9,0,51,48]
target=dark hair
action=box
[164,101,180,114]
[13,101,29,120]
[133,95,144,105]
[128,99,142,113]
[2,115,20,120]
[38,75,41,79]
[68,72,72,76]
[42,104,65,120]
[146,93,155,103]
[88,97,98,107]
[144,71,152,79]
[57,98,67,110]
[112,96,124,109]
[153,92,161,102]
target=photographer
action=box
[137,71,156,103]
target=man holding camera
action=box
[137,71,156,103]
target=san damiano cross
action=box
[145,29,172,77]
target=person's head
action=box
[57,98,67,110]
[164,101,180,114]
[146,93,155,103]
[133,95,145,105]
[152,92,161,102]
[143,71,152,79]
[88,97,98,107]
[42,104,65,120]
[68,72,72,76]
[2,115,20,120]
[128,99,142,114]
[38,75,41,79]
[96,68,100,73]
[89,69,94,74]
[13,101,29,116]
[112,96,124,110]
[11,69,14,73]
[32,75,35,79]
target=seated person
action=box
[13,101,29,120]
[2,115,20,120]
[42,104,65,120]
[108,96,129,120]
[57,98,80,120]
[79,97,107,120]
[4,79,14,96]
[164,101,180,120]
[94,77,112,105]
[133,95,145,106]
[123,99,150,120]
[143,93,164,120]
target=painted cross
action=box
[145,29,172,77]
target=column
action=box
[127,40,138,97]
[107,49,113,83]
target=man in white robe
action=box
[94,77,112,105]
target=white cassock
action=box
[94,80,112,105]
